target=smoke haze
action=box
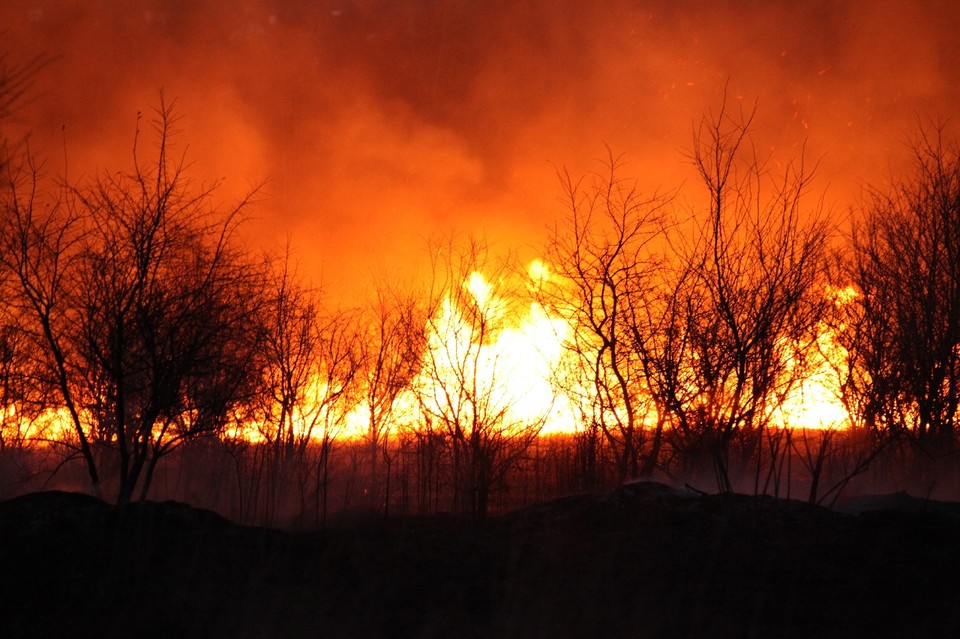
[4,0,959,303]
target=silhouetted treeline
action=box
[3,90,960,524]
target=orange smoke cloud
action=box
[3,0,959,303]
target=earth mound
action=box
[2,486,959,638]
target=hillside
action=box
[2,484,959,638]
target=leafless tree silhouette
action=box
[541,155,671,484]
[647,100,831,492]
[1,99,266,504]
[357,284,427,515]
[416,236,546,520]
[839,125,960,475]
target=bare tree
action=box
[647,101,831,493]
[839,125,960,471]
[247,249,323,523]
[251,248,365,525]
[356,284,427,515]
[0,51,59,470]
[541,155,671,484]
[0,153,101,494]
[258,250,321,463]
[1,99,266,504]
[307,307,365,524]
[416,236,546,520]
[0,320,42,450]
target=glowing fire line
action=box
[1,262,850,447]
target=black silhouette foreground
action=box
[2,483,958,638]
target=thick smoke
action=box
[3,0,959,302]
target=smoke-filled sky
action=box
[4,0,960,304]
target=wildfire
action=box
[1,407,81,447]
[771,284,860,431]
[0,261,855,448]
[774,336,850,431]
[405,265,576,436]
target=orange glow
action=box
[4,3,957,306]
[408,265,576,435]
[774,335,850,430]
[320,264,577,441]
[0,267,857,448]
[1,407,81,447]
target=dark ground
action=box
[2,483,959,638]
